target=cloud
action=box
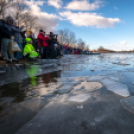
[65,0,103,11]
[114,6,118,10]
[23,0,59,32]
[59,11,121,28]
[120,41,127,45]
[48,0,63,9]
[24,0,46,6]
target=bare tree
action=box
[98,46,105,52]
[85,45,90,51]
[58,29,76,46]
[0,0,13,19]
[77,38,86,50]
[10,0,28,26]
[58,29,68,44]
[26,14,38,31]
[20,11,38,31]
[65,30,76,46]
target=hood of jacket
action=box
[26,38,32,44]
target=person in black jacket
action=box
[0,16,24,63]
[49,32,58,59]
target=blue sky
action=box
[27,0,134,51]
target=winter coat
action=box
[37,33,49,47]
[13,26,24,44]
[49,37,57,45]
[0,20,12,39]
[28,35,39,50]
[0,20,24,39]
[23,38,39,58]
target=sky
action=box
[23,0,134,51]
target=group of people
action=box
[0,16,85,63]
[0,16,64,63]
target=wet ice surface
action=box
[1,54,134,134]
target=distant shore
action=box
[97,51,134,53]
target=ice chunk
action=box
[106,83,130,97]
[87,76,107,82]
[95,117,102,122]
[77,104,83,109]
[0,70,6,74]
[128,68,134,72]
[74,77,85,82]
[71,81,81,86]
[69,94,91,102]
[56,77,74,82]
[101,79,119,87]
[90,122,96,126]
[73,82,102,92]
[108,77,119,82]
[54,85,73,94]
[38,69,43,72]
[49,82,63,89]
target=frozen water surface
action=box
[1,54,134,134]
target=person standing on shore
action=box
[37,30,49,59]
[13,20,25,59]
[0,16,21,63]
[49,32,58,59]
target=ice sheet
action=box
[69,94,91,103]
[87,76,107,82]
[106,83,130,97]
[54,85,73,94]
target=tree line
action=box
[58,29,90,50]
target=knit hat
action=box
[39,29,44,33]
[28,31,32,34]
[5,16,13,23]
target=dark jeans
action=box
[57,49,61,56]
[50,50,57,59]
[41,46,49,59]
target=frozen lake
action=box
[1,53,134,134]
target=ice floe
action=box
[54,85,73,94]
[69,94,91,103]
[105,82,130,97]
[87,75,130,97]
[87,76,107,82]
[49,82,64,89]
[73,82,103,93]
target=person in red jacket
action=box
[37,30,49,59]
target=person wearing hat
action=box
[49,32,58,59]
[0,16,24,63]
[37,30,50,59]
[13,20,25,59]
[23,38,39,60]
